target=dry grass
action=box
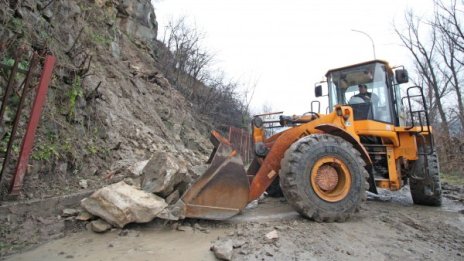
[441,171,464,186]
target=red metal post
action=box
[9,55,56,195]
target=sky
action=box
[152,0,435,115]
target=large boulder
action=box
[116,0,158,45]
[141,152,189,197]
[81,181,167,228]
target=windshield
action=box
[327,62,393,123]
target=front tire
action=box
[279,134,368,222]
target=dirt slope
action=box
[0,0,212,200]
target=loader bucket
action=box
[177,131,250,220]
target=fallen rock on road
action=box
[264,230,279,241]
[81,181,167,228]
[141,152,190,197]
[61,208,79,218]
[211,238,234,260]
[5,191,464,260]
[90,219,112,233]
[76,211,95,221]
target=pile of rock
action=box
[209,229,281,260]
[76,151,203,233]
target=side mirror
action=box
[395,69,409,84]
[315,85,322,97]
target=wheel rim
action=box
[310,156,352,202]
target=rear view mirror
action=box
[315,85,322,97]
[395,69,409,84]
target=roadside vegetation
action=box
[156,16,253,131]
[395,0,464,181]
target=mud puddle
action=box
[6,226,231,261]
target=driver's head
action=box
[358,84,368,94]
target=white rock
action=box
[245,200,259,209]
[141,152,188,197]
[265,230,279,240]
[79,179,88,189]
[211,239,234,260]
[127,160,149,176]
[233,239,246,248]
[76,211,94,221]
[62,208,79,217]
[156,208,179,221]
[81,181,167,228]
[177,225,193,232]
[91,219,112,233]
[188,164,208,179]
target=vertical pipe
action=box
[240,128,247,164]
[9,55,55,195]
[0,54,39,184]
[0,51,21,126]
[228,126,232,143]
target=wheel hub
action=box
[310,156,352,202]
[315,165,339,191]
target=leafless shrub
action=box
[395,0,464,172]
[159,17,252,129]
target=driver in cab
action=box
[354,84,378,104]
[348,84,380,120]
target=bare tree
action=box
[158,16,251,129]
[434,0,464,131]
[238,78,258,127]
[394,10,451,140]
[161,16,213,88]
[395,1,464,170]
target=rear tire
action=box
[409,152,442,206]
[279,134,368,222]
[266,178,284,197]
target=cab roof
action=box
[325,60,393,77]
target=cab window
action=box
[327,62,393,123]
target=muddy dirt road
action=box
[5,186,464,261]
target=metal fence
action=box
[0,49,55,198]
[227,126,253,165]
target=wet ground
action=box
[4,185,464,261]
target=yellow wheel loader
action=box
[173,60,442,222]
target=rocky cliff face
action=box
[0,0,213,199]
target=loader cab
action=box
[324,60,403,125]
